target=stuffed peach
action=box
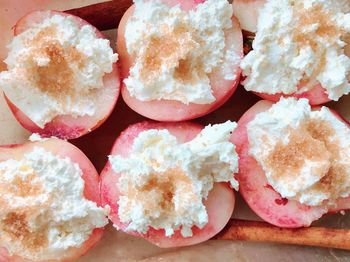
[117,0,243,121]
[0,10,120,140]
[101,121,238,247]
[0,137,108,262]
[240,0,350,105]
[231,97,350,228]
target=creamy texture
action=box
[247,98,350,206]
[0,14,117,128]
[109,121,239,237]
[0,147,108,260]
[241,0,350,100]
[124,0,236,104]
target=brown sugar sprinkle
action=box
[140,24,201,82]
[267,128,329,181]
[0,167,44,202]
[317,164,347,192]
[174,58,195,83]
[290,3,342,86]
[9,168,43,198]
[31,41,85,98]
[1,212,48,251]
[267,119,348,199]
[126,168,195,214]
[292,3,341,51]
[305,119,339,157]
[24,26,86,98]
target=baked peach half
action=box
[117,0,243,121]
[0,10,120,140]
[101,121,238,247]
[0,137,108,262]
[240,0,350,106]
[231,98,350,228]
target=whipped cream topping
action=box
[0,147,108,260]
[241,0,350,100]
[124,0,237,104]
[109,121,239,237]
[0,14,117,128]
[247,98,350,206]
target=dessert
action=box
[0,11,120,140]
[239,0,350,105]
[117,0,243,121]
[100,121,238,247]
[0,136,108,261]
[232,97,350,227]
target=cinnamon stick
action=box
[214,219,350,251]
[65,0,133,31]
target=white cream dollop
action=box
[0,14,118,128]
[241,0,350,101]
[124,0,237,104]
[109,121,239,237]
[0,147,108,261]
[247,98,350,206]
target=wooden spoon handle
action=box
[65,0,133,31]
[214,219,350,251]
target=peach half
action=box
[117,0,243,121]
[0,138,105,262]
[231,100,350,228]
[4,10,120,140]
[100,121,235,248]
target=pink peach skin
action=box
[117,0,243,121]
[0,138,105,262]
[4,10,120,140]
[100,121,236,248]
[231,100,350,228]
[254,84,331,106]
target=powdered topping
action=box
[0,14,117,128]
[247,98,350,206]
[0,147,108,261]
[124,0,237,104]
[241,0,350,100]
[109,121,239,237]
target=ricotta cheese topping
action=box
[241,0,350,101]
[0,14,118,128]
[109,121,239,237]
[124,0,236,104]
[0,147,108,261]
[247,98,350,206]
